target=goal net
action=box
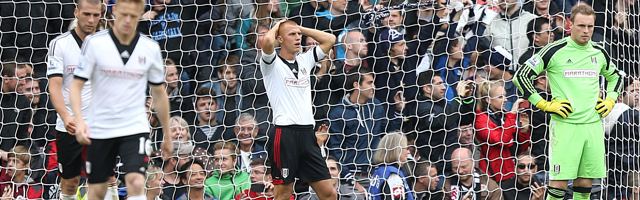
[0,0,638,199]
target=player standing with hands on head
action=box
[69,0,174,200]
[513,4,623,200]
[260,19,337,200]
[46,0,101,199]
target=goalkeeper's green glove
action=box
[596,98,616,117]
[535,99,574,119]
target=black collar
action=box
[70,29,83,49]
[109,28,140,66]
[277,54,300,79]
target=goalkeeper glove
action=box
[535,99,574,119]
[596,98,616,117]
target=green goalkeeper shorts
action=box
[548,120,607,180]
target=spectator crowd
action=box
[0,0,639,199]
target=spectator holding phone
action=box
[235,158,275,200]
[405,70,475,174]
[475,80,531,182]
[501,152,547,200]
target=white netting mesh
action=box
[0,0,638,199]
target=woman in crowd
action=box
[474,80,531,182]
[369,132,414,200]
[146,165,165,200]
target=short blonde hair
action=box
[8,145,30,165]
[570,4,596,23]
[373,131,407,165]
[170,116,191,140]
[145,165,162,186]
[213,141,240,160]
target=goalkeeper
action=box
[513,4,623,200]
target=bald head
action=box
[451,147,472,161]
[451,147,474,181]
[344,30,368,58]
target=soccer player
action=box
[260,20,337,200]
[46,0,101,199]
[69,0,173,199]
[513,5,623,200]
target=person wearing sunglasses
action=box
[501,151,547,200]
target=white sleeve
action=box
[300,46,326,71]
[387,173,406,199]
[46,39,64,77]
[259,50,277,76]
[147,45,165,85]
[75,38,96,80]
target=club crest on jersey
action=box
[392,187,403,198]
[591,56,597,65]
[301,68,307,75]
[139,56,146,65]
[282,168,289,178]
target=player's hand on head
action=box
[596,98,616,117]
[535,99,573,119]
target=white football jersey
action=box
[47,29,93,133]
[74,29,164,139]
[260,47,325,126]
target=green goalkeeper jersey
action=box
[513,37,623,124]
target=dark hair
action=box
[249,158,271,175]
[1,61,19,77]
[526,17,551,46]
[217,54,240,73]
[78,0,101,9]
[622,76,636,93]
[516,150,537,163]
[179,159,206,181]
[417,70,439,86]
[195,87,217,104]
[345,67,374,91]
[413,160,435,177]
[325,155,341,170]
[417,70,440,94]
[247,22,270,48]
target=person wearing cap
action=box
[373,28,415,117]
[482,46,519,111]
[162,141,194,200]
[406,70,475,174]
